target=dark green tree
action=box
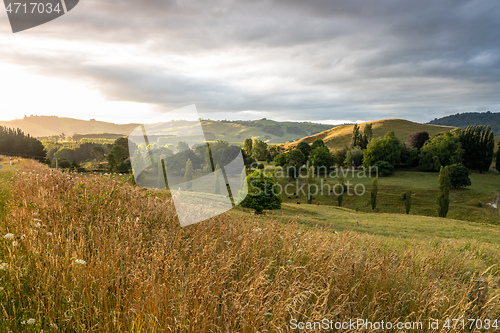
[238,170,282,214]
[455,125,495,173]
[438,166,451,218]
[448,163,471,188]
[418,132,463,171]
[296,142,312,159]
[496,142,500,174]
[243,138,253,157]
[252,139,269,161]
[309,146,335,174]
[351,124,362,147]
[307,166,315,204]
[311,139,326,150]
[403,190,411,214]
[370,178,378,211]
[285,149,306,178]
[360,123,373,150]
[337,175,345,207]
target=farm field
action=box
[0,158,499,332]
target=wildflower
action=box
[27,318,35,325]
[75,259,86,265]
[3,233,14,239]
[46,232,53,236]
[287,260,293,264]
[12,241,18,247]
[0,262,8,270]
[49,323,58,329]
[33,218,42,222]
[297,249,303,252]
[34,222,42,228]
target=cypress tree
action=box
[184,158,194,190]
[403,189,412,214]
[438,166,451,218]
[307,165,314,204]
[370,178,378,211]
[496,142,500,174]
[337,175,345,207]
[214,164,221,194]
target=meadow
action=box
[0,158,499,332]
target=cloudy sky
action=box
[1,0,499,124]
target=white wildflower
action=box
[46,232,53,236]
[12,241,18,247]
[33,218,42,222]
[75,259,86,265]
[3,233,14,239]
[287,260,293,264]
[0,262,8,270]
[27,318,35,325]
[34,222,42,228]
[298,249,303,252]
[49,323,58,329]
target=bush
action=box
[372,161,394,176]
[238,170,282,214]
[448,163,471,188]
[418,132,463,171]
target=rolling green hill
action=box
[0,116,333,144]
[286,119,456,150]
[428,111,500,135]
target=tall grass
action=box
[0,160,499,332]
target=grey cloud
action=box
[1,0,500,122]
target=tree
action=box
[296,142,312,159]
[345,146,363,167]
[285,149,306,178]
[252,139,269,161]
[370,178,378,211]
[418,132,463,171]
[274,153,288,167]
[184,158,194,190]
[351,124,362,147]
[496,142,500,174]
[373,161,394,176]
[307,166,315,204]
[448,163,471,188]
[403,190,411,214]
[311,139,326,150]
[337,175,345,207]
[363,131,403,167]
[360,123,373,150]
[238,170,282,214]
[91,146,106,161]
[176,141,190,152]
[438,166,451,218]
[309,146,335,174]
[334,146,349,167]
[455,125,495,173]
[243,138,253,157]
[407,131,430,150]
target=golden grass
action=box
[0,160,499,332]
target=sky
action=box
[1,0,499,124]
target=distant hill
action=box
[0,116,139,139]
[0,116,334,144]
[285,119,456,150]
[428,111,500,135]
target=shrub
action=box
[372,161,394,176]
[448,163,471,188]
[238,170,282,214]
[418,132,463,171]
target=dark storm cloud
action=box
[2,0,500,122]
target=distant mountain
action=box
[286,119,455,150]
[428,111,500,135]
[0,116,334,144]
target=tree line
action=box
[0,126,46,161]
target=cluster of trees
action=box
[0,126,46,161]
[429,111,500,136]
[44,137,132,172]
[362,125,497,181]
[274,139,334,177]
